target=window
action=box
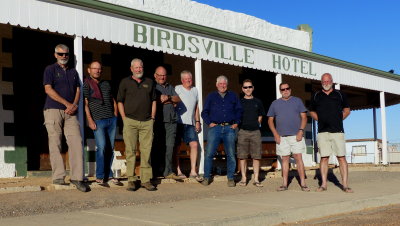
[352,145,367,156]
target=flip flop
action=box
[342,187,354,193]
[316,186,327,192]
[189,174,203,182]
[277,185,288,191]
[110,178,123,186]
[177,174,187,179]
[253,182,263,187]
[238,181,247,186]
[301,185,310,192]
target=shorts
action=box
[237,129,262,159]
[176,124,198,144]
[317,132,346,157]
[276,136,305,156]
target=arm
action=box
[296,112,307,142]
[44,84,77,115]
[118,102,126,120]
[113,98,118,117]
[201,95,212,126]
[343,107,350,120]
[84,98,96,130]
[267,117,280,144]
[310,111,318,121]
[194,103,201,132]
[231,94,243,129]
[151,101,156,119]
[258,116,262,126]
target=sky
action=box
[195,0,400,143]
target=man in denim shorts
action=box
[310,73,353,193]
[267,83,309,192]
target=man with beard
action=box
[117,58,157,191]
[43,44,88,192]
[310,73,353,193]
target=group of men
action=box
[43,44,353,193]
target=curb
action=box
[0,186,42,194]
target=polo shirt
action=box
[267,96,307,136]
[310,89,349,133]
[83,79,115,121]
[155,83,178,123]
[240,97,265,131]
[201,91,243,125]
[117,76,156,121]
[43,63,80,110]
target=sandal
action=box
[316,186,327,192]
[253,182,263,187]
[96,179,104,184]
[301,185,310,192]
[342,187,354,193]
[110,178,123,186]
[277,185,288,191]
[238,181,247,186]
[189,174,203,182]
[177,173,187,179]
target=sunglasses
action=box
[280,87,291,91]
[56,52,69,57]
[242,86,253,89]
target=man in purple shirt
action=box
[201,75,242,187]
[43,44,88,192]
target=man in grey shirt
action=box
[267,83,309,192]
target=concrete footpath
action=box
[1,166,400,225]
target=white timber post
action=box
[380,91,388,165]
[195,59,205,175]
[275,73,282,170]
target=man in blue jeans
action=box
[83,61,122,186]
[201,75,243,187]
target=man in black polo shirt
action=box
[310,73,353,193]
[117,58,157,191]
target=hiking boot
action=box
[52,179,67,185]
[127,181,138,191]
[227,179,236,187]
[201,178,210,186]
[141,182,157,191]
[70,180,89,192]
[164,173,182,180]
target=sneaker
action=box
[141,182,157,191]
[127,181,138,191]
[164,173,182,180]
[70,180,89,192]
[52,179,67,185]
[227,179,236,187]
[201,178,210,186]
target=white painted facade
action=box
[345,140,380,164]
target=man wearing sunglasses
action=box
[237,79,265,187]
[43,44,88,192]
[267,83,309,192]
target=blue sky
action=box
[195,0,400,142]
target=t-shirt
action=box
[267,96,307,136]
[83,79,115,121]
[310,89,349,133]
[117,76,156,121]
[175,85,198,125]
[155,83,178,123]
[240,97,265,131]
[43,63,80,110]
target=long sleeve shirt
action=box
[201,91,243,125]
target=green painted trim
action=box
[55,0,400,80]
[306,146,314,155]
[4,147,27,177]
[85,149,96,162]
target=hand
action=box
[88,120,97,130]
[296,130,303,142]
[160,94,169,103]
[230,123,238,129]
[274,134,281,144]
[209,123,217,128]
[65,102,77,115]
[195,122,201,133]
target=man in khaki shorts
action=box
[310,73,353,193]
[267,83,309,192]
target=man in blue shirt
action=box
[201,75,243,187]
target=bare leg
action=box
[319,157,329,190]
[253,159,260,183]
[281,156,290,187]
[189,141,198,176]
[240,159,247,182]
[293,153,306,186]
[337,156,352,192]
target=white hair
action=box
[216,75,228,84]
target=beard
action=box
[322,84,332,91]
[57,59,69,65]
[133,72,143,79]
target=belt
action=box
[281,135,294,137]
[216,122,231,126]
